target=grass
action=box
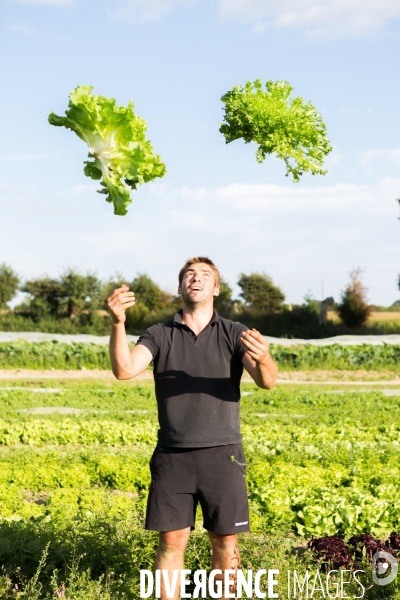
[1,379,400,598]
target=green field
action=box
[1,340,400,371]
[1,379,400,598]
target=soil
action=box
[273,369,400,383]
[0,368,399,384]
[0,368,153,381]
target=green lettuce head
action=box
[220,79,332,182]
[49,86,166,216]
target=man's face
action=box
[178,263,220,307]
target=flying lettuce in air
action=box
[220,79,332,182]
[48,86,166,216]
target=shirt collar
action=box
[173,309,219,326]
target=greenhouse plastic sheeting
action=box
[0,332,139,345]
[0,331,400,346]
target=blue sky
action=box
[1,0,399,307]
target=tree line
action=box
[0,264,286,326]
[0,263,397,338]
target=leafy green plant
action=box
[49,86,166,216]
[220,79,332,181]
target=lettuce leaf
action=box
[220,79,332,182]
[49,86,166,216]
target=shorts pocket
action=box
[227,444,246,477]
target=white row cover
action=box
[0,331,400,347]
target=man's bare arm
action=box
[240,329,278,389]
[108,284,153,380]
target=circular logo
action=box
[372,551,398,586]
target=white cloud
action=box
[2,176,398,305]
[9,23,37,34]
[219,0,400,39]
[7,0,73,5]
[109,0,195,23]
[180,186,209,199]
[178,178,400,218]
[358,148,400,169]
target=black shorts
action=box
[145,444,250,535]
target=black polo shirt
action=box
[137,310,248,447]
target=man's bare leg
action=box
[154,527,191,600]
[208,532,240,599]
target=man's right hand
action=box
[107,284,136,324]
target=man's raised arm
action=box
[107,284,153,380]
[240,328,278,389]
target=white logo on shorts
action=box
[235,521,248,526]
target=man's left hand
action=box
[240,328,270,363]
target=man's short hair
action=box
[178,257,221,287]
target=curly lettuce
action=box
[48,86,166,216]
[220,79,332,182]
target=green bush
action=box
[338,268,372,328]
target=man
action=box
[107,257,278,599]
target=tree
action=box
[0,263,20,309]
[337,267,372,328]
[22,270,102,320]
[130,273,171,312]
[22,277,62,318]
[59,270,102,318]
[214,278,233,317]
[238,273,285,312]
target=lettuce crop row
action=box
[1,385,400,539]
[2,413,400,538]
[1,341,399,370]
[0,418,157,446]
[1,382,400,597]
[0,341,112,369]
[271,343,400,370]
